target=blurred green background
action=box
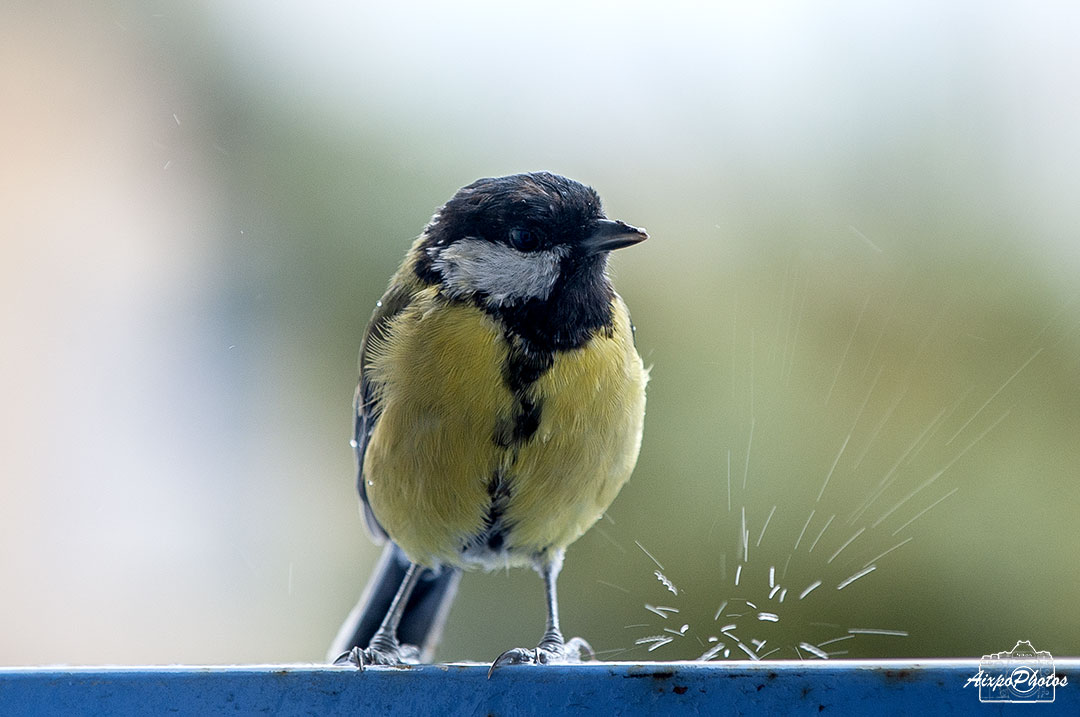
[1,1,1077,665]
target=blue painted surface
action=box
[1,660,1077,716]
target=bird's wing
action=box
[354,282,414,542]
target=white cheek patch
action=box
[433,238,566,305]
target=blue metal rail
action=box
[2,660,1077,715]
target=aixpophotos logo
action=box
[964,640,1067,703]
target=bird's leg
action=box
[334,561,424,670]
[488,552,593,676]
[536,555,568,652]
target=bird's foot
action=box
[333,641,421,671]
[487,636,593,678]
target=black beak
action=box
[582,219,648,254]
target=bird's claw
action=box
[333,642,421,671]
[333,647,367,670]
[487,636,594,678]
[487,647,536,675]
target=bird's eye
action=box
[509,228,541,252]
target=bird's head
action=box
[414,172,647,308]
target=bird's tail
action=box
[328,542,462,662]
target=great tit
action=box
[330,172,648,671]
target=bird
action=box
[330,171,648,672]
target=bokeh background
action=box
[2,1,1078,665]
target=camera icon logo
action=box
[972,640,1061,703]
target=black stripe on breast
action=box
[474,336,555,557]
[491,335,553,449]
[463,468,513,554]
[503,336,555,393]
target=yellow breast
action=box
[362,285,647,569]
